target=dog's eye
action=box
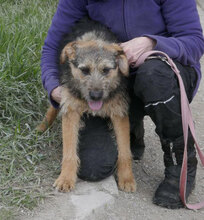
[102,67,111,75]
[79,67,90,75]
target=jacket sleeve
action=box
[145,0,204,66]
[41,0,87,108]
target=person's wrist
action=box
[51,87,61,104]
[145,37,156,50]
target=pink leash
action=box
[134,50,204,210]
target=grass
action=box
[0,0,62,218]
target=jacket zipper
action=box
[123,0,128,40]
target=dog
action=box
[37,17,136,193]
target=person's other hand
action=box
[51,86,61,104]
[120,37,156,66]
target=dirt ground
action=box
[21,4,204,220]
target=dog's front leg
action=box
[54,110,80,192]
[111,116,136,192]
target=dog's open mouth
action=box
[88,100,103,111]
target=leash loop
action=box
[134,50,204,210]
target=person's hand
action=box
[51,86,62,104]
[120,37,156,66]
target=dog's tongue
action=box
[88,101,103,111]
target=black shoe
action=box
[153,165,195,209]
[130,133,145,160]
[154,135,197,209]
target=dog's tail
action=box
[36,105,59,133]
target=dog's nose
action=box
[89,90,103,100]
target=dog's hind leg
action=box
[54,109,81,192]
[36,105,59,132]
[111,115,136,192]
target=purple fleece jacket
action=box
[41,0,204,108]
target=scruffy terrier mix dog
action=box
[37,18,136,193]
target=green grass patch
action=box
[0,0,62,218]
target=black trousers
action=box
[77,59,198,181]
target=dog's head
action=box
[60,40,129,111]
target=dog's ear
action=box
[106,44,129,76]
[60,42,77,64]
[117,52,129,77]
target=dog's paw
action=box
[118,177,137,193]
[36,123,47,133]
[53,175,76,192]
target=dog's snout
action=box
[89,90,103,100]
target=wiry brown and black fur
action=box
[37,17,136,193]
